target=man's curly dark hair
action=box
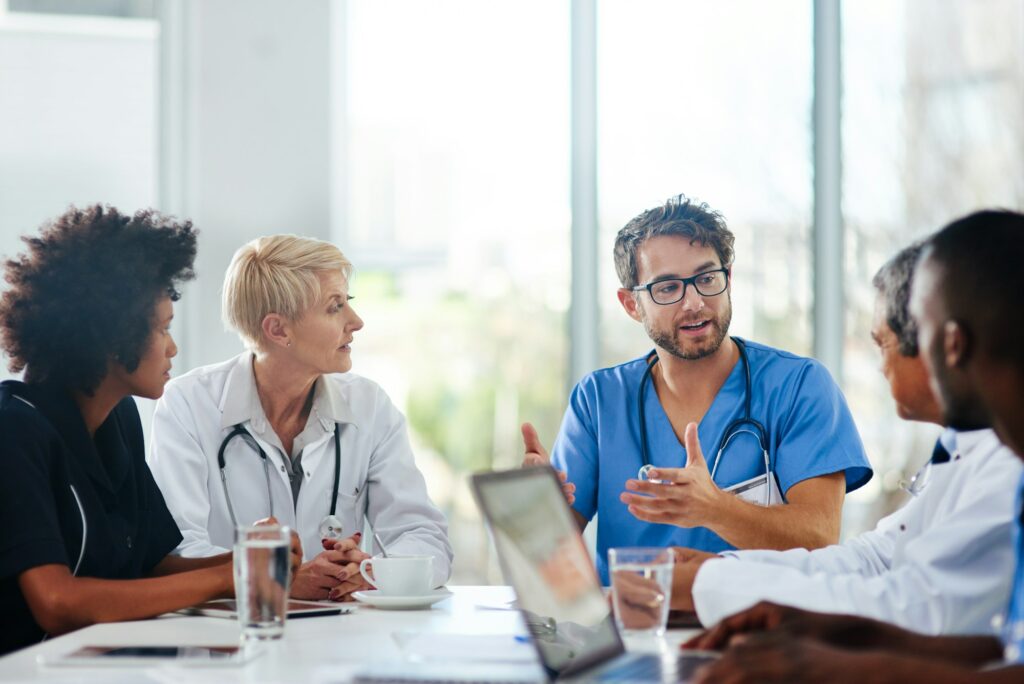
[0,205,197,394]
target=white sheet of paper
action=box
[391,632,537,664]
[724,472,783,506]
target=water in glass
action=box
[234,526,291,640]
[609,547,674,637]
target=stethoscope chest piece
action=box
[319,514,344,541]
[636,338,771,494]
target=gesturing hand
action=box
[620,423,725,528]
[521,422,576,506]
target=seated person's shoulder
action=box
[578,355,651,394]
[0,382,62,464]
[740,338,814,365]
[740,339,834,385]
[329,370,382,395]
[163,355,238,397]
[324,371,395,422]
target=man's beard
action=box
[642,296,732,361]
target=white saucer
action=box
[352,589,453,610]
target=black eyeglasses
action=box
[631,268,730,306]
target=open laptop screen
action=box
[472,467,623,678]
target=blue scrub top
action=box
[551,338,872,584]
[1002,471,1024,664]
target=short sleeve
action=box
[551,380,600,521]
[773,361,872,496]
[0,411,69,580]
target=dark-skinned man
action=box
[686,210,1024,683]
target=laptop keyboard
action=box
[590,652,716,682]
[592,654,665,680]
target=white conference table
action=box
[0,587,699,683]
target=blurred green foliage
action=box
[358,271,567,474]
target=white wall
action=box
[0,12,158,382]
[160,0,335,374]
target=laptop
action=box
[469,466,718,683]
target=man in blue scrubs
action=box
[525,195,872,584]
[683,210,1024,683]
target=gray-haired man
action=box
[667,241,1022,635]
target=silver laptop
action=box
[469,466,717,683]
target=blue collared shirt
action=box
[1002,471,1024,663]
[551,339,872,584]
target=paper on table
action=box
[474,599,518,611]
[391,632,537,664]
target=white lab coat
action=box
[148,352,453,588]
[692,429,1021,635]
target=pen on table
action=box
[289,606,349,619]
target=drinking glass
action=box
[608,547,674,637]
[234,525,291,640]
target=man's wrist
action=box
[686,554,722,616]
[703,486,738,532]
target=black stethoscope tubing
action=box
[217,422,341,528]
[637,337,771,480]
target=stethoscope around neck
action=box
[637,337,773,492]
[217,423,345,541]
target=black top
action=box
[0,381,182,655]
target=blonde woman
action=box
[149,236,452,600]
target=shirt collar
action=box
[939,427,959,454]
[950,427,994,455]
[219,352,359,431]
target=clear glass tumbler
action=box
[608,547,674,637]
[234,525,291,640]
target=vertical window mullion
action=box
[813,0,844,381]
[570,0,599,391]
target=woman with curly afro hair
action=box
[0,205,299,654]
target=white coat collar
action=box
[218,352,359,431]
[951,427,996,456]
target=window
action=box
[343,0,570,582]
[597,0,814,367]
[841,0,1024,532]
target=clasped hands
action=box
[292,533,373,601]
[253,517,371,601]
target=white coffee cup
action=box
[359,555,434,596]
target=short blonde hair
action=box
[223,235,352,349]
